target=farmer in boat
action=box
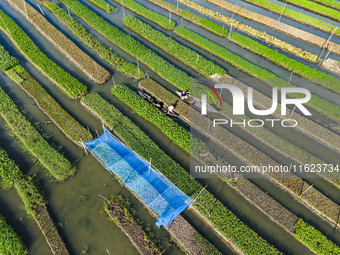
[180,90,190,101]
[167,104,175,114]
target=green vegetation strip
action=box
[146,0,228,36]
[58,0,191,90]
[311,0,340,11]
[0,86,74,180]
[112,0,175,30]
[8,0,110,85]
[230,33,340,93]
[105,195,163,255]
[87,0,115,13]
[111,85,204,153]
[280,0,340,21]
[123,16,226,78]
[176,0,318,62]
[0,146,70,254]
[295,219,340,255]
[0,214,27,255]
[174,27,340,121]
[0,44,92,144]
[43,2,144,79]
[81,93,283,255]
[0,10,87,98]
[242,0,340,38]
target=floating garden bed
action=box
[58,0,191,90]
[0,86,74,181]
[81,92,283,255]
[42,1,144,79]
[123,16,227,78]
[229,33,340,94]
[0,9,87,98]
[105,195,164,255]
[146,0,228,36]
[111,84,204,153]
[310,0,340,11]
[174,27,340,121]
[0,214,27,255]
[8,0,110,85]
[112,0,175,30]
[241,0,340,38]
[203,0,340,56]
[0,146,70,255]
[87,0,116,13]
[0,43,92,144]
[176,0,319,62]
[279,0,340,22]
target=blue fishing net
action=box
[84,129,192,227]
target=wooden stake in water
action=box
[181,17,183,26]
[177,0,179,12]
[288,70,294,84]
[0,15,12,36]
[300,184,313,196]
[122,6,126,18]
[137,59,140,76]
[196,54,199,64]
[228,21,233,39]
[129,33,132,48]
[37,3,45,16]
[68,7,71,18]
[169,10,172,24]
[23,0,28,19]
[112,76,116,88]
[289,106,296,119]
[145,71,149,79]
[278,0,287,22]
[95,129,100,138]
[222,24,225,35]
[323,45,333,64]
[324,27,338,48]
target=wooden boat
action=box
[176,91,218,113]
[138,90,179,117]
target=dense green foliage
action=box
[0,45,19,71]
[311,0,340,11]
[0,146,44,216]
[295,219,340,254]
[87,0,115,13]
[0,42,92,143]
[0,146,23,189]
[281,0,340,21]
[113,0,175,29]
[174,27,340,120]
[14,176,45,216]
[123,16,227,77]
[43,3,143,79]
[58,0,191,90]
[0,214,27,255]
[111,85,204,153]
[230,33,340,93]
[243,0,340,37]
[0,86,74,180]
[147,0,228,36]
[81,93,283,254]
[0,10,87,98]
